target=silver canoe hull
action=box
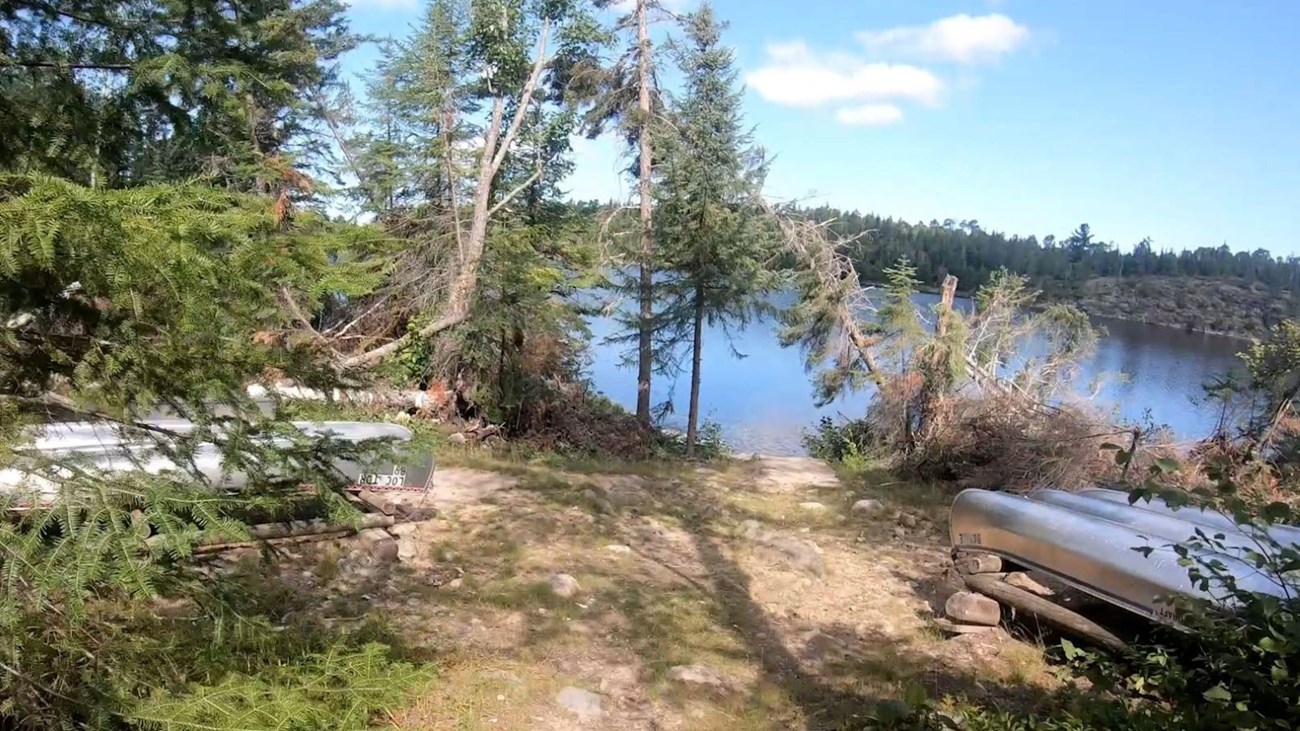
[2,420,435,501]
[950,489,1291,625]
[1080,487,1300,547]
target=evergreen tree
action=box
[654,5,772,456]
[0,175,391,725]
[584,0,671,427]
[1,0,358,191]
[341,0,604,369]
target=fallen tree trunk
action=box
[194,529,355,555]
[964,573,1128,653]
[150,513,396,552]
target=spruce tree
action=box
[1,0,358,191]
[584,0,671,427]
[654,5,772,456]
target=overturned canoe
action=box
[950,489,1291,625]
[1080,486,1300,547]
[1,420,435,502]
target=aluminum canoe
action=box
[1,420,434,501]
[1079,487,1300,547]
[950,488,1292,625]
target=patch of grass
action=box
[834,460,957,523]
[389,653,565,731]
[725,491,845,531]
[605,584,753,681]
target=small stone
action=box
[851,499,885,516]
[899,513,918,528]
[799,501,827,512]
[893,526,907,540]
[945,591,1001,626]
[555,686,602,719]
[1005,571,1054,596]
[548,573,581,599]
[389,522,419,537]
[667,664,734,692]
[604,544,633,555]
[496,694,506,701]
[443,577,463,591]
[934,618,1002,636]
[356,527,399,563]
[958,554,1003,574]
[448,432,468,445]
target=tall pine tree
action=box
[654,5,772,455]
[584,0,670,427]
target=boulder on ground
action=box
[555,686,602,719]
[356,527,399,563]
[945,591,1001,626]
[667,664,736,692]
[851,499,884,515]
[548,573,581,599]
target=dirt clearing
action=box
[258,455,1059,729]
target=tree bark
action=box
[344,20,552,369]
[685,281,705,457]
[634,0,655,427]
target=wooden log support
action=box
[194,530,354,555]
[238,513,394,541]
[149,513,396,553]
[964,573,1128,653]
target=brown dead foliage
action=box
[867,383,1125,492]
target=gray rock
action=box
[899,513,919,528]
[396,538,418,563]
[555,686,602,719]
[851,499,885,516]
[356,527,399,563]
[389,522,419,537]
[799,501,827,512]
[945,591,1001,626]
[933,617,1002,635]
[893,526,907,540]
[548,573,581,599]
[448,432,468,445]
[604,544,633,555]
[667,664,734,692]
[765,535,825,576]
[1005,571,1054,597]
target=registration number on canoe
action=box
[956,533,983,546]
[357,467,408,488]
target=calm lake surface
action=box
[583,292,1245,456]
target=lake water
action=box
[583,293,1246,455]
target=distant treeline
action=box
[795,206,1300,294]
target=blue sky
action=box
[341,0,1300,254]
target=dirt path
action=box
[271,456,1056,729]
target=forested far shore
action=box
[796,206,1300,338]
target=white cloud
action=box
[745,40,942,108]
[835,103,904,127]
[856,13,1030,64]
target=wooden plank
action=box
[964,573,1128,653]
